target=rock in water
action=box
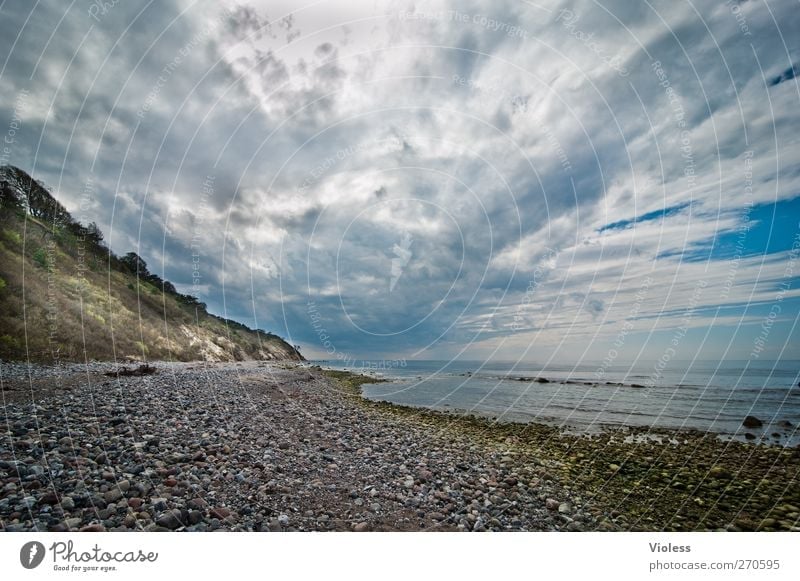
[742,416,763,429]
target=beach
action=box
[1,361,799,532]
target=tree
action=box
[85,222,104,246]
[120,252,149,277]
[0,179,22,213]
[26,179,71,227]
[161,280,177,295]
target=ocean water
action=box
[315,359,800,446]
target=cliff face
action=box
[0,165,303,363]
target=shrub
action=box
[33,247,49,269]
[3,229,22,245]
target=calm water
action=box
[315,359,800,446]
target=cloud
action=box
[1,0,798,362]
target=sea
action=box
[313,358,800,446]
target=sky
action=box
[0,0,798,365]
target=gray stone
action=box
[156,509,183,530]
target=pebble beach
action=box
[1,361,799,532]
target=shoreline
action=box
[1,361,799,532]
[319,363,800,448]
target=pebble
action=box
[156,509,184,530]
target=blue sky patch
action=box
[664,196,800,263]
[598,201,693,233]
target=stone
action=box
[65,517,82,529]
[39,492,59,505]
[80,524,106,532]
[353,521,368,532]
[708,466,732,480]
[210,507,231,519]
[151,498,168,511]
[417,469,434,482]
[742,416,763,429]
[278,514,290,527]
[188,498,208,510]
[156,509,183,530]
[545,498,559,511]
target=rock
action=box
[60,497,75,511]
[211,507,231,520]
[156,509,183,530]
[104,489,123,503]
[708,466,732,480]
[188,498,208,510]
[278,514,290,527]
[39,491,59,505]
[128,497,143,510]
[353,521,369,532]
[80,524,106,532]
[151,498,168,511]
[48,523,69,532]
[545,498,559,511]
[417,469,434,482]
[65,517,82,529]
[558,502,572,514]
[742,416,763,429]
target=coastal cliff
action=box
[0,165,302,363]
